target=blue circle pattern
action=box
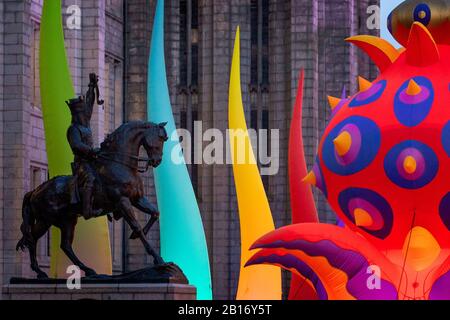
[442,121,450,157]
[338,188,393,239]
[322,116,381,176]
[439,193,450,230]
[384,140,439,190]
[414,3,431,26]
[349,80,387,108]
[394,77,434,127]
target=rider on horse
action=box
[66,73,104,220]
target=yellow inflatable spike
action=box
[302,171,317,186]
[327,95,341,111]
[345,35,400,72]
[358,76,372,92]
[403,156,417,174]
[406,79,422,96]
[403,227,441,272]
[333,131,352,156]
[353,208,374,228]
[229,26,282,300]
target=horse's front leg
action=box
[130,197,159,239]
[119,197,165,265]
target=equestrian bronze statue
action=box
[16,74,168,279]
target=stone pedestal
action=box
[2,283,196,300]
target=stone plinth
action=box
[2,283,196,300]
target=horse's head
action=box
[143,122,168,168]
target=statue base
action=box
[3,263,196,300]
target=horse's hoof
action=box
[37,272,49,279]
[156,263,177,271]
[88,274,111,280]
[84,269,98,277]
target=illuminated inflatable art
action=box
[147,0,212,300]
[40,0,111,277]
[229,28,282,300]
[246,0,450,300]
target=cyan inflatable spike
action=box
[147,0,212,300]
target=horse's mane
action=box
[101,121,152,148]
[101,121,156,150]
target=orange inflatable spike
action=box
[358,76,372,92]
[327,95,341,111]
[406,79,422,96]
[406,22,440,67]
[302,171,317,186]
[333,131,352,156]
[354,208,374,228]
[346,35,400,72]
[402,227,441,272]
[403,156,417,174]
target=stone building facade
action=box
[0,0,379,299]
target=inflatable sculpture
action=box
[147,0,212,300]
[246,0,450,300]
[40,0,111,277]
[229,27,281,300]
[287,70,320,300]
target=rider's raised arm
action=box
[67,125,95,160]
[85,74,97,112]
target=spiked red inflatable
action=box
[247,0,450,300]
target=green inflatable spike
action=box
[40,0,111,277]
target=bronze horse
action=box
[16,121,168,278]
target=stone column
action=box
[268,0,291,297]
[1,0,34,287]
[356,0,380,81]
[124,0,153,122]
[0,0,5,299]
[122,0,155,272]
[268,0,290,228]
[63,0,83,97]
[290,0,319,170]
[197,0,214,297]
[290,0,320,225]
[206,0,234,300]
[81,0,106,145]
[198,0,251,300]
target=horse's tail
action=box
[16,192,34,252]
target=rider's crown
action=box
[66,96,85,114]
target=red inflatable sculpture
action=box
[246,0,450,300]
